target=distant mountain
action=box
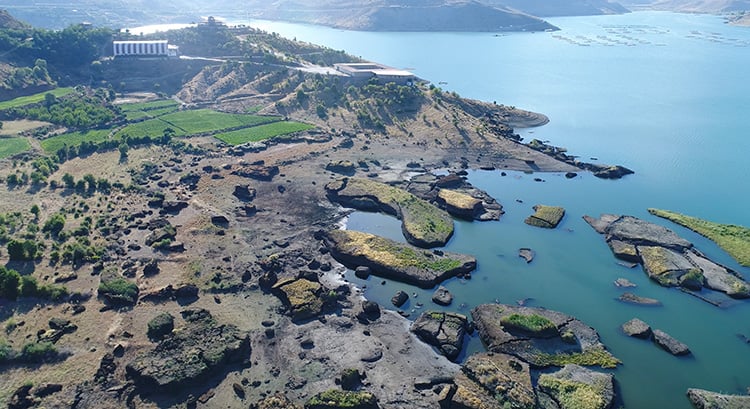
[619,0,750,12]
[0,9,29,29]
[488,0,629,17]
[244,0,559,32]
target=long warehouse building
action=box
[113,40,178,57]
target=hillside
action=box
[620,0,750,12]
[489,0,630,16]
[244,0,558,32]
[0,9,28,29]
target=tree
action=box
[30,204,40,219]
[44,92,56,108]
[62,173,74,188]
[0,266,21,300]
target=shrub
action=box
[98,277,138,305]
[20,341,57,363]
[7,239,40,261]
[0,266,21,300]
[42,213,66,236]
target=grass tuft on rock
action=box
[500,313,557,337]
[538,375,607,409]
[306,389,377,409]
[535,348,621,369]
[648,208,750,267]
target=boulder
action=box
[324,230,475,289]
[687,388,750,409]
[354,266,371,279]
[436,189,481,220]
[537,364,615,409]
[603,215,692,251]
[160,200,188,214]
[147,312,175,341]
[432,286,453,306]
[391,290,409,308]
[614,278,637,288]
[232,164,279,181]
[451,352,535,409]
[607,240,639,263]
[592,165,634,179]
[621,318,652,339]
[653,329,691,356]
[518,248,535,263]
[143,259,160,276]
[472,304,620,369]
[524,205,565,228]
[617,292,662,306]
[233,185,257,202]
[126,309,251,392]
[411,311,468,361]
[326,160,357,175]
[272,278,325,321]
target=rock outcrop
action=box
[472,303,620,369]
[126,309,251,392]
[272,278,325,321]
[524,205,565,228]
[687,388,750,409]
[432,286,453,306]
[326,178,454,248]
[410,311,468,361]
[584,214,750,301]
[621,318,652,339]
[451,352,535,409]
[323,229,476,288]
[537,364,615,409]
[399,172,504,221]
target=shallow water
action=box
[242,12,750,408]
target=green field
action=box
[115,118,183,139]
[649,208,750,266]
[41,129,112,154]
[214,122,314,145]
[0,88,75,110]
[159,109,279,134]
[0,137,31,158]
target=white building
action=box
[113,40,178,58]
[334,63,415,85]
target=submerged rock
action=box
[391,290,409,307]
[653,329,691,356]
[618,292,662,306]
[518,248,535,263]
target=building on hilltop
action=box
[334,63,415,85]
[113,40,179,58]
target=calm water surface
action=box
[242,12,750,408]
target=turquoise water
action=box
[243,12,750,408]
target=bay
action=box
[242,12,750,408]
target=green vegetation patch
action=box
[0,137,31,158]
[40,129,112,154]
[0,87,74,110]
[538,374,608,409]
[649,208,750,267]
[98,276,139,306]
[501,313,558,337]
[115,118,182,139]
[214,121,314,145]
[159,109,279,134]
[535,348,621,369]
[306,389,377,409]
[119,99,179,112]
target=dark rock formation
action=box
[391,290,409,307]
[614,278,637,288]
[272,278,325,321]
[147,312,175,341]
[326,160,357,175]
[411,311,468,361]
[126,309,251,392]
[232,164,279,181]
[431,286,453,306]
[233,185,257,201]
[621,318,652,339]
[399,172,504,221]
[653,329,691,356]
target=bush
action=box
[7,239,40,261]
[20,341,57,363]
[0,266,21,300]
[98,277,138,305]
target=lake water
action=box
[239,12,750,409]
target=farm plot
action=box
[0,137,31,159]
[214,121,314,145]
[0,88,74,110]
[40,129,112,154]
